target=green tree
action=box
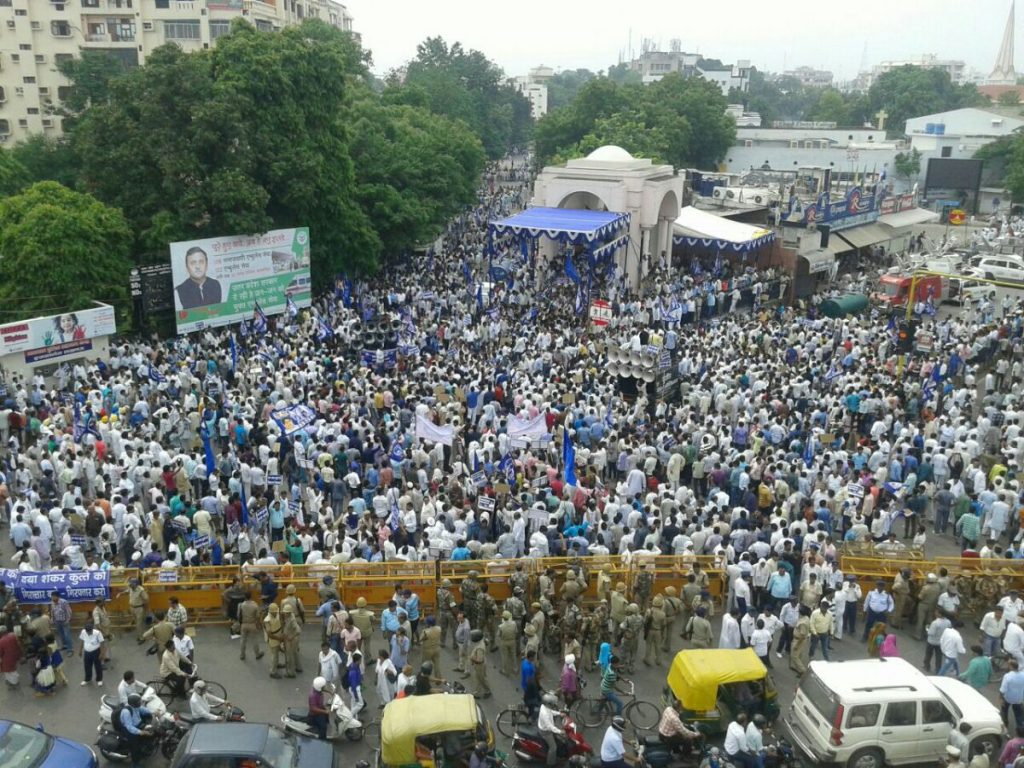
[0,182,132,318]
[868,65,989,136]
[71,20,380,277]
[998,90,1022,106]
[0,147,28,196]
[606,63,642,85]
[806,89,850,125]
[547,68,597,112]
[56,50,132,127]
[10,135,79,188]
[347,94,485,260]
[893,148,922,184]
[389,37,532,159]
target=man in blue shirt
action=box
[381,600,401,641]
[766,566,792,609]
[1000,662,1024,730]
[119,693,153,768]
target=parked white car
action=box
[969,254,1024,283]
[777,658,1003,768]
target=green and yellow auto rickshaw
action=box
[378,694,495,768]
[663,648,779,736]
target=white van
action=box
[778,658,1003,768]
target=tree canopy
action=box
[867,65,989,136]
[385,37,532,159]
[0,182,132,318]
[534,74,735,169]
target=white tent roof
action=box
[673,206,774,246]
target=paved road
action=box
[2,526,1009,767]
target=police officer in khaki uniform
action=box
[282,603,302,677]
[469,629,490,698]
[643,596,667,666]
[610,582,629,626]
[510,564,530,601]
[661,586,682,651]
[461,572,481,628]
[523,622,540,663]
[351,596,375,643]
[437,579,457,648]
[497,610,519,676]
[476,584,497,649]
[124,579,149,643]
[419,615,443,676]
[529,601,546,651]
[264,603,285,678]
[142,611,175,663]
[282,584,306,626]
[891,569,912,630]
[634,564,655,610]
[561,571,583,605]
[619,603,645,672]
[505,587,527,654]
[238,592,264,661]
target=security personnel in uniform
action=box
[661,586,682,650]
[437,579,457,648]
[351,596,375,643]
[610,582,629,627]
[476,584,498,649]
[634,564,655,610]
[561,571,583,605]
[619,603,645,672]
[469,629,490,698]
[497,610,519,676]
[126,579,149,643]
[529,601,546,651]
[510,564,531,601]
[281,604,302,677]
[461,571,481,628]
[264,603,285,678]
[419,615,443,677]
[644,595,667,666]
[238,592,264,661]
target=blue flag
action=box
[200,422,216,477]
[286,295,299,318]
[73,401,100,444]
[239,319,249,338]
[252,302,268,334]
[575,283,585,315]
[498,455,516,490]
[803,434,814,468]
[476,284,483,312]
[563,426,577,486]
[148,366,166,384]
[565,253,581,284]
[240,484,250,526]
[316,317,333,343]
[604,394,615,428]
[341,278,353,308]
[389,441,405,464]
[229,335,237,373]
[463,260,472,286]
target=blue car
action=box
[0,720,99,768]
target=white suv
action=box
[778,658,1003,768]
[969,255,1024,283]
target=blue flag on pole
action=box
[252,302,268,334]
[229,335,237,373]
[200,423,216,477]
[604,394,615,428]
[239,319,249,338]
[148,366,166,384]
[316,317,333,342]
[498,455,516,490]
[389,441,405,464]
[574,283,585,315]
[476,284,483,312]
[463,260,472,286]
[286,295,299,318]
[803,434,814,468]
[565,253,582,284]
[563,426,577,486]
[341,278,353,308]
[73,401,100,443]
[239,484,250,526]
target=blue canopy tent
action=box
[488,207,631,309]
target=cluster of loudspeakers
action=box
[605,346,658,382]
[359,319,401,350]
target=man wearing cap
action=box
[497,611,519,676]
[351,597,375,644]
[121,578,149,643]
[1000,590,1024,625]
[420,615,443,677]
[237,591,263,662]
[437,579,457,648]
[891,569,912,630]
[915,573,942,640]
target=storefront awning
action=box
[835,223,893,250]
[878,208,940,231]
[823,236,853,256]
[672,206,775,252]
[801,250,836,275]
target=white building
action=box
[904,107,1024,156]
[512,65,553,120]
[0,0,355,144]
[628,50,751,95]
[852,55,967,91]
[782,66,833,88]
[695,60,751,95]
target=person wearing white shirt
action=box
[723,715,754,768]
[1004,622,1024,667]
[78,623,106,686]
[537,694,563,767]
[719,610,742,649]
[999,593,1024,625]
[938,627,966,676]
[117,671,145,704]
[189,680,227,721]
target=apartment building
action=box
[0,0,355,143]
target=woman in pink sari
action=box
[879,633,900,659]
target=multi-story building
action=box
[851,54,967,91]
[781,66,833,88]
[0,0,355,144]
[512,65,553,120]
[627,49,750,95]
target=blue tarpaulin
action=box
[490,207,630,245]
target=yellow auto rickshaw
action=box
[378,694,495,768]
[664,648,779,736]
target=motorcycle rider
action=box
[414,661,446,695]
[600,716,635,768]
[724,713,756,768]
[656,702,703,756]
[189,679,228,721]
[119,693,154,768]
[117,670,145,704]
[307,676,331,739]
[538,692,563,767]
[745,714,768,768]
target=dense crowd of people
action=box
[1,155,1024,768]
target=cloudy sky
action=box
[347,0,1016,83]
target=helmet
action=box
[127,693,143,707]
[542,693,558,708]
[753,715,767,728]
[652,596,665,607]
[468,570,479,579]
[627,603,639,614]
[356,597,368,607]
[442,578,452,587]
[470,629,484,642]
[611,716,626,733]
[193,679,206,691]
[420,661,434,676]
[313,676,328,692]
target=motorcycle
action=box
[635,732,706,768]
[98,686,171,726]
[512,709,592,764]
[281,688,364,742]
[96,716,189,762]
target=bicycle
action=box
[495,703,533,738]
[571,681,660,731]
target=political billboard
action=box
[169,227,312,334]
[0,304,116,363]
